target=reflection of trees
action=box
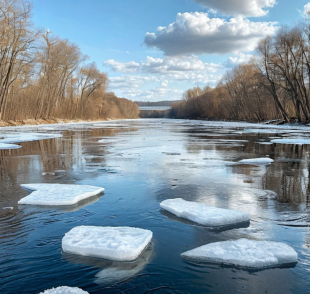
[184,130,310,205]
[0,127,136,207]
[263,144,310,205]
[0,128,129,180]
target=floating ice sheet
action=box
[18,184,104,206]
[239,158,274,165]
[271,138,310,145]
[0,132,62,149]
[181,238,298,268]
[62,226,153,261]
[160,198,250,227]
[39,286,88,294]
[0,142,21,149]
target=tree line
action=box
[0,0,139,124]
[171,18,310,123]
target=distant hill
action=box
[135,100,181,107]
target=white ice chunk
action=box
[160,198,250,227]
[0,132,62,150]
[18,184,104,206]
[39,286,88,294]
[0,132,62,144]
[271,138,310,145]
[0,142,21,149]
[239,158,274,165]
[62,226,153,261]
[181,238,298,268]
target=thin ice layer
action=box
[0,142,21,149]
[62,226,153,261]
[271,138,310,145]
[39,286,88,294]
[181,238,298,268]
[160,198,250,227]
[18,184,104,206]
[0,132,62,149]
[239,158,274,165]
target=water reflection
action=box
[63,245,153,284]
[2,120,310,293]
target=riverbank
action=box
[0,117,128,128]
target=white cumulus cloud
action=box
[103,60,140,73]
[224,53,254,68]
[144,13,277,56]
[304,3,310,16]
[194,0,276,17]
[104,55,222,74]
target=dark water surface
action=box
[1,119,310,293]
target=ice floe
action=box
[181,238,298,268]
[62,226,153,261]
[160,198,250,227]
[239,158,274,165]
[270,138,310,145]
[18,184,104,206]
[0,142,21,149]
[39,286,88,294]
[0,132,62,149]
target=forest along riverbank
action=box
[0,0,139,124]
[1,119,310,294]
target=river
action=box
[1,118,310,293]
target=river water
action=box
[1,119,310,294]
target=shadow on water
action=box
[160,210,250,232]
[181,258,298,272]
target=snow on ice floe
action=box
[18,184,104,206]
[270,138,310,145]
[181,238,298,268]
[239,158,274,165]
[62,226,153,261]
[0,132,62,149]
[160,198,250,227]
[39,286,88,294]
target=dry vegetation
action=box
[171,19,310,123]
[0,0,139,126]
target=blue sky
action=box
[31,0,310,101]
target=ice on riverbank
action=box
[160,198,250,227]
[62,226,153,261]
[18,184,104,206]
[39,286,88,294]
[239,158,274,165]
[181,238,298,268]
[271,138,310,145]
[0,132,62,149]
